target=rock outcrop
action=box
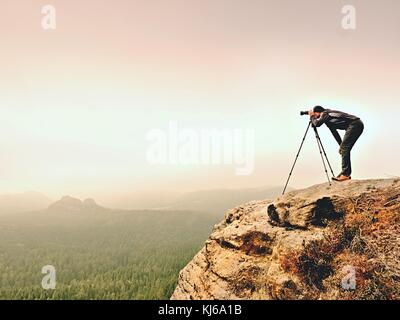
[172,179,400,300]
[47,196,107,213]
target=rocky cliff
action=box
[172,179,400,300]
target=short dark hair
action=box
[313,106,325,113]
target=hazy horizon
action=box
[1,0,399,200]
[0,184,291,210]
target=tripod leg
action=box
[313,126,335,177]
[312,126,332,185]
[282,122,312,195]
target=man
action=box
[309,106,364,182]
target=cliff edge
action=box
[172,179,400,300]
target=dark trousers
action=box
[339,119,364,176]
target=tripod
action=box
[282,121,335,195]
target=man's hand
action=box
[309,110,316,119]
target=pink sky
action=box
[0,0,399,200]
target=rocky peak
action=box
[47,196,105,213]
[83,198,98,207]
[171,179,400,300]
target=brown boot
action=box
[332,175,351,182]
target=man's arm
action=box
[329,126,342,145]
[311,111,329,127]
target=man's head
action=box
[313,105,325,117]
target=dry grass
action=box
[280,188,400,300]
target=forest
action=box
[0,207,221,299]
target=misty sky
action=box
[0,0,399,201]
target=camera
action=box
[300,111,309,116]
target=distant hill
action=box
[108,186,291,214]
[0,191,51,215]
[162,186,291,214]
[105,191,180,211]
[47,196,109,214]
[0,186,291,217]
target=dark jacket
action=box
[311,109,360,145]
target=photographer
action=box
[308,106,364,182]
